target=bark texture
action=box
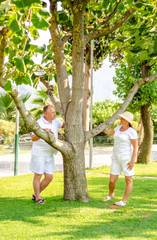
[137,62,154,164]
[137,103,154,163]
[62,3,90,202]
[83,48,91,132]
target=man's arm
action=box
[31,128,51,142]
[31,134,40,142]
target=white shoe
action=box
[103,195,115,201]
[114,200,126,206]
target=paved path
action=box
[0,145,157,177]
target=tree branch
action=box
[0,77,74,158]
[98,0,122,26]
[62,33,73,44]
[49,0,71,115]
[66,0,74,10]
[0,27,9,76]
[66,0,90,11]
[84,8,136,45]
[85,73,157,142]
[39,76,65,120]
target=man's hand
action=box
[44,128,51,132]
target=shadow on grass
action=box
[0,192,157,239]
[0,174,157,239]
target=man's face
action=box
[45,107,56,121]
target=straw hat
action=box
[118,111,134,126]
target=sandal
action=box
[114,200,126,206]
[32,194,46,202]
[32,194,36,201]
[103,195,115,201]
[35,199,45,205]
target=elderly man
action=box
[30,105,65,204]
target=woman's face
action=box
[120,117,129,126]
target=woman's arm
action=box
[127,138,138,170]
[104,129,115,135]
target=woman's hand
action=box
[127,160,134,170]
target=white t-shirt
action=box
[113,125,138,157]
[31,116,63,155]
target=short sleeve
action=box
[56,119,63,128]
[129,128,138,139]
[114,125,121,132]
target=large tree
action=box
[0,0,157,202]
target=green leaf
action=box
[149,59,157,66]
[37,45,46,53]
[58,12,69,22]
[29,26,39,39]
[139,51,149,61]
[117,2,125,11]
[4,80,12,92]
[12,36,21,44]
[9,19,21,33]
[39,8,50,18]
[23,74,32,85]
[11,0,40,8]
[102,0,109,9]
[14,57,26,73]
[134,2,144,8]
[15,76,23,85]
[31,13,50,30]
[43,73,49,80]
[9,50,16,61]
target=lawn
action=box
[0,163,157,240]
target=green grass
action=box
[0,163,157,240]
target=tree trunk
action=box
[138,117,144,147]
[137,61,153,164]
[63,142,89,202]
[63,103,89,202]
[137,104,154,163]
[83,48,91,132]
[62,4,89,202]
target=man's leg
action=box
[122,176,133,204]
[40,173,53,193]
[33,173,42,201]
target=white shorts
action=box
[110,155,134,177]
[30,153,55,175]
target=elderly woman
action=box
[103,111,138,206]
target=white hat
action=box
[118,111,134,126]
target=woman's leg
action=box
[109,174,119,197]
[122,176,133,204]
[103,174,119,201]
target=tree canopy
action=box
[0,0,157,201]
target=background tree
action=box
[0,0,157,202]
[110,0,157,163]
[113,60,157,163]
